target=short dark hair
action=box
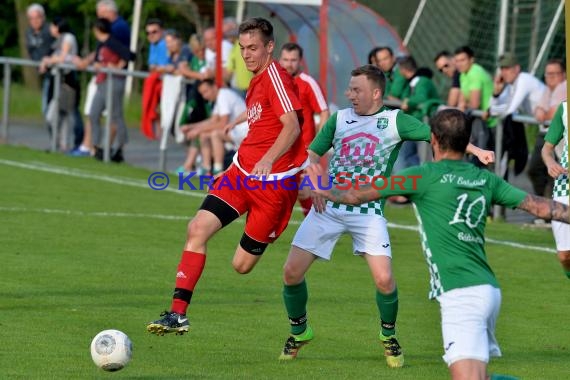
[93,18,111,34]
[351,64,386,96]
[368,46,381,64]
[454,46,474,58]
[430,109,471,153]
[281,42,303,59]
[197,78,216,87]
[545,58,566,73]
[434,50,452,62]
[377,46,394,57]
[398,56,418,72]
[145,18,163,28]
[51,16,71,34]
[238,17,274,45]
[164,28,181,39]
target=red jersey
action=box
[235,61,308,178]
[295,72,328,149]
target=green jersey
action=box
[310,106,430,216]
[459,63,496,127]
[377,160,527,298]
[544,101,568,198]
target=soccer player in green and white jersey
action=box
[542,101,570,278]
[305,108,569,379]
[278,65,494,367]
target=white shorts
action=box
[552,196,570,251]
[229,121,249,148]
[292,206,392,260]
[437,284,502,366]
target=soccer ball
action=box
[90,329,132,371]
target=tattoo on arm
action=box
[328,184,379,205]
[518,194,569,223]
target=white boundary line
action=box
[0,159,556,254]
[0,206,556,254]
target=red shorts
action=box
[209,165,300,243]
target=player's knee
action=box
[232,258,254,274]
[283,262,304,285]
[187,217,211,241]
[558,251,570,266]
[374,273,395,294]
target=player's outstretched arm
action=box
[305,164,379,206]
[466,143,495,165]
[517,194,569,223]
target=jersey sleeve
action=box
[267,67,302,118]
[395,111,431,141]
[375,165,425,200]
[490,174,527,209]
[304,78,328,113]
[309,111,337,156]
[544,103,564,145]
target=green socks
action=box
[283,280,308,335]
[376,288,398,336]
[565,270,570,279]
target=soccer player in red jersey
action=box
[147,17,308,335]
[279,42,329,216]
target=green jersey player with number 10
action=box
[306,109,569,380]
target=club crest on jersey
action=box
[377,117,389,130]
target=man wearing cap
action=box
[489,53,545,180]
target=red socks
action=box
[171,251,206,315]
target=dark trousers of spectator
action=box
[469,117,492,168]
[527,133,553,197]
[392,141,419,173]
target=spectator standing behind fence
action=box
[140,18,170,140]
[433,50,461,107]
[223,17,252,98]
[203,27,233,81]
[25,3,54,117]
[453,46,495,165]
[489,53,545,179]
[145,19,169,72]
[39,17,82,152]
[86,18,131,162]
[528,59,567,198]
[70,0,131,157]
[374,47,408,100]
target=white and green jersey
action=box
[378,160,527,298]
[544,101,568,198]
[309,106,430,215]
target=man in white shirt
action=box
[489,53,546,178]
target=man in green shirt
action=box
[278,65,494,368]
[305,108,569,379]
[374,46,408,100]
[454,46,495,159]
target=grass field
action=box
[0,145,568,379]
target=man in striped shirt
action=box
[147,17,308,336]
[280,42,330,215]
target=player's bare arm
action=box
[252,111,300,176]
[517,194,570,223]
[305,163,379,206]
[465,143,495,165]
[541,141,568,178]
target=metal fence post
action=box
[1,62,11,142]
[103,72,114,162]
[51,68,61,152]
[493,116,505,220]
